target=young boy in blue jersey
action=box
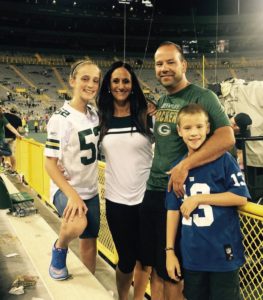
[165,103,250,300]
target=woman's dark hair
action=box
[97,61,152,141]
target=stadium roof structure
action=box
[0,0,263,55]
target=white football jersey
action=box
[45,101,99,202]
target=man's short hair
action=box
[156,41,185,61]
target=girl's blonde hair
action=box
[69,60,101,80]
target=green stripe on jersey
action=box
[47,138,59,143]
[46,139,60,150]
[45,144,59,150]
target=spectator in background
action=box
[6,91,12,101]
[21,116,27,131]
[4,106,22,174]
[0,106,22,169]
[230,112,262,203]
[230,113,252,147]
[34,118,39,133]
[229,112,252,169]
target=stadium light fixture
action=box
[118,1,132,4]
[117,0,153,8]
[142,0,153,8]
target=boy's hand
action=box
[166,251,181,281]
[63,195,88,223]
[180,196,199,219]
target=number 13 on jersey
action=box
[182,183,214,227]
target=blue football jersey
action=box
[166,152,251,272]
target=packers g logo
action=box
[157,124,171,136]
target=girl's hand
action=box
[63,194,88,223]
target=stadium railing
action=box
[15,138,263,300]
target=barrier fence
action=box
[15,138,263,300]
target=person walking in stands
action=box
[139,41,235,300]
[0,106,22,165]
[97,61,153,300]
[21,116,27,131]
[45,60,101,280]
[4,106,22,174]
[34,118,39,133]
[166,103,250,300]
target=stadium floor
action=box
[0,171,141,300]
[27,132,47,144]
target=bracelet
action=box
[165,247,174,251]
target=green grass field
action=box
[27,132,47,144]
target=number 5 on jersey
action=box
[78,126,99,165]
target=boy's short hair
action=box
[176,103,209,126]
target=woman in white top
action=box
[98,61,153,300]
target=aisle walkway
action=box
[0,173,141,300]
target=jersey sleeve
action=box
[165,189,180,210]
[44,114,70,159]
[223,153,251,199]
[198,90,230,133]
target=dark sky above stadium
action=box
[7,0,263,16]
[156,0,263,16]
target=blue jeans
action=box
[53,190,100,238]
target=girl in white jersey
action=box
[98,61,153,300]
[45,60,101,280]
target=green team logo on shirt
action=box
[157,123,171,136]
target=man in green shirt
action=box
[140,42,235,300]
